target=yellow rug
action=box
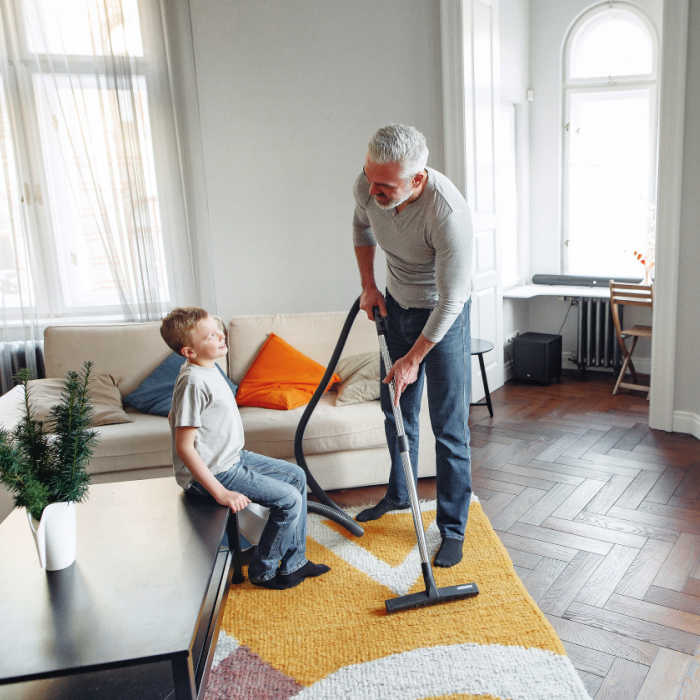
[205,500,590,699]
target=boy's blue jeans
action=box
[381,293,472,540]
[189,450,308,582]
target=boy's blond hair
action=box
[160,307,209,354]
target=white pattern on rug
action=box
[307,499,475,596]
[294,642,590,700]
[211,630,240,669]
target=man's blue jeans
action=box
[189,450,308,582]
[381,293,472,540]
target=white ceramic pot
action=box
[27,501,77,571]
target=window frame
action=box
[560,2,659,276]
[0,0,174,321]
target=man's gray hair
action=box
[367,124,429,179]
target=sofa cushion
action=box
[240,394,385,458]
[236,333,340,410]
[86,411,171,474]
[124,353,237,416]
[27,375,132,428]
[335,352,381,405]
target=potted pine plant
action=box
[0,362,96,571]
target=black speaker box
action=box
[512,332,562,385]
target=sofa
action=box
[0,310,437,522]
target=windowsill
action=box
[502,284,611,300]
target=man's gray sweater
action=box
[352,166,474,342]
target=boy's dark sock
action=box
[285,561,330,580]
[434,537,463,567]
[356,497,409,522]
[250,573,303,590]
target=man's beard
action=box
[373,189,412,210]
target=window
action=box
[0,0,184,322]
[562,4,657,278]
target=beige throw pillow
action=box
[335,351,381,405]
[26,375,132,428]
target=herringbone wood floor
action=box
[328,373,700,699]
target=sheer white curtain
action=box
[0,0,196,389]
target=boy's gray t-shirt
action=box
[169,362,244,490]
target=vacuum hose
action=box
[294,298,365,537]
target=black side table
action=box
[470,338,495,417]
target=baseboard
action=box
[504,335,651,376]
[561,351,651,375]
[672,411,700,439]
[504,353,653,381]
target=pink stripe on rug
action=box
[204,645,303,700]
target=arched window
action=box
[562,3,658,277]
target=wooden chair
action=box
[609,281,653,397]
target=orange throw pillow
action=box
[236,333,341,410]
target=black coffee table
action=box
[0,478,243,699]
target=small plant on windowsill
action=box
[632,204,657,285]
[632,249,654,285]
[0,362,97,571]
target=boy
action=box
[160,307,330,589]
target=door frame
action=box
[440,0,503,402]
[649,0,689,432]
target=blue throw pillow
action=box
[125,354,238,416]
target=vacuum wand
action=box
[373,308,478,613]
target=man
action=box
[352,123,474,568]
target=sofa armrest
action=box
[0,385,24,523]
[0,384,24,432]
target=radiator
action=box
[0,340,45,395]
[572,298,622,372]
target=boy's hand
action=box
[217,489,251,513]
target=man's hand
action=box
[384,354,420,405]
[360,286,387,321]
[216,489,251,513]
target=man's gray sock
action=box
[356,498,409,523]
[434,537,463,567]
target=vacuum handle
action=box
[373,306,387,335]
[371,305,433,572]
[372,307,395,400]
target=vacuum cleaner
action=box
[294,297,479,612]
[373,309,479,613]
[294,298,365,537]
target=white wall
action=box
[674,0,700,426]
[526,0,662,369]
[186,0,444,320]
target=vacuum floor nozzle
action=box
[385,582,479,614]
